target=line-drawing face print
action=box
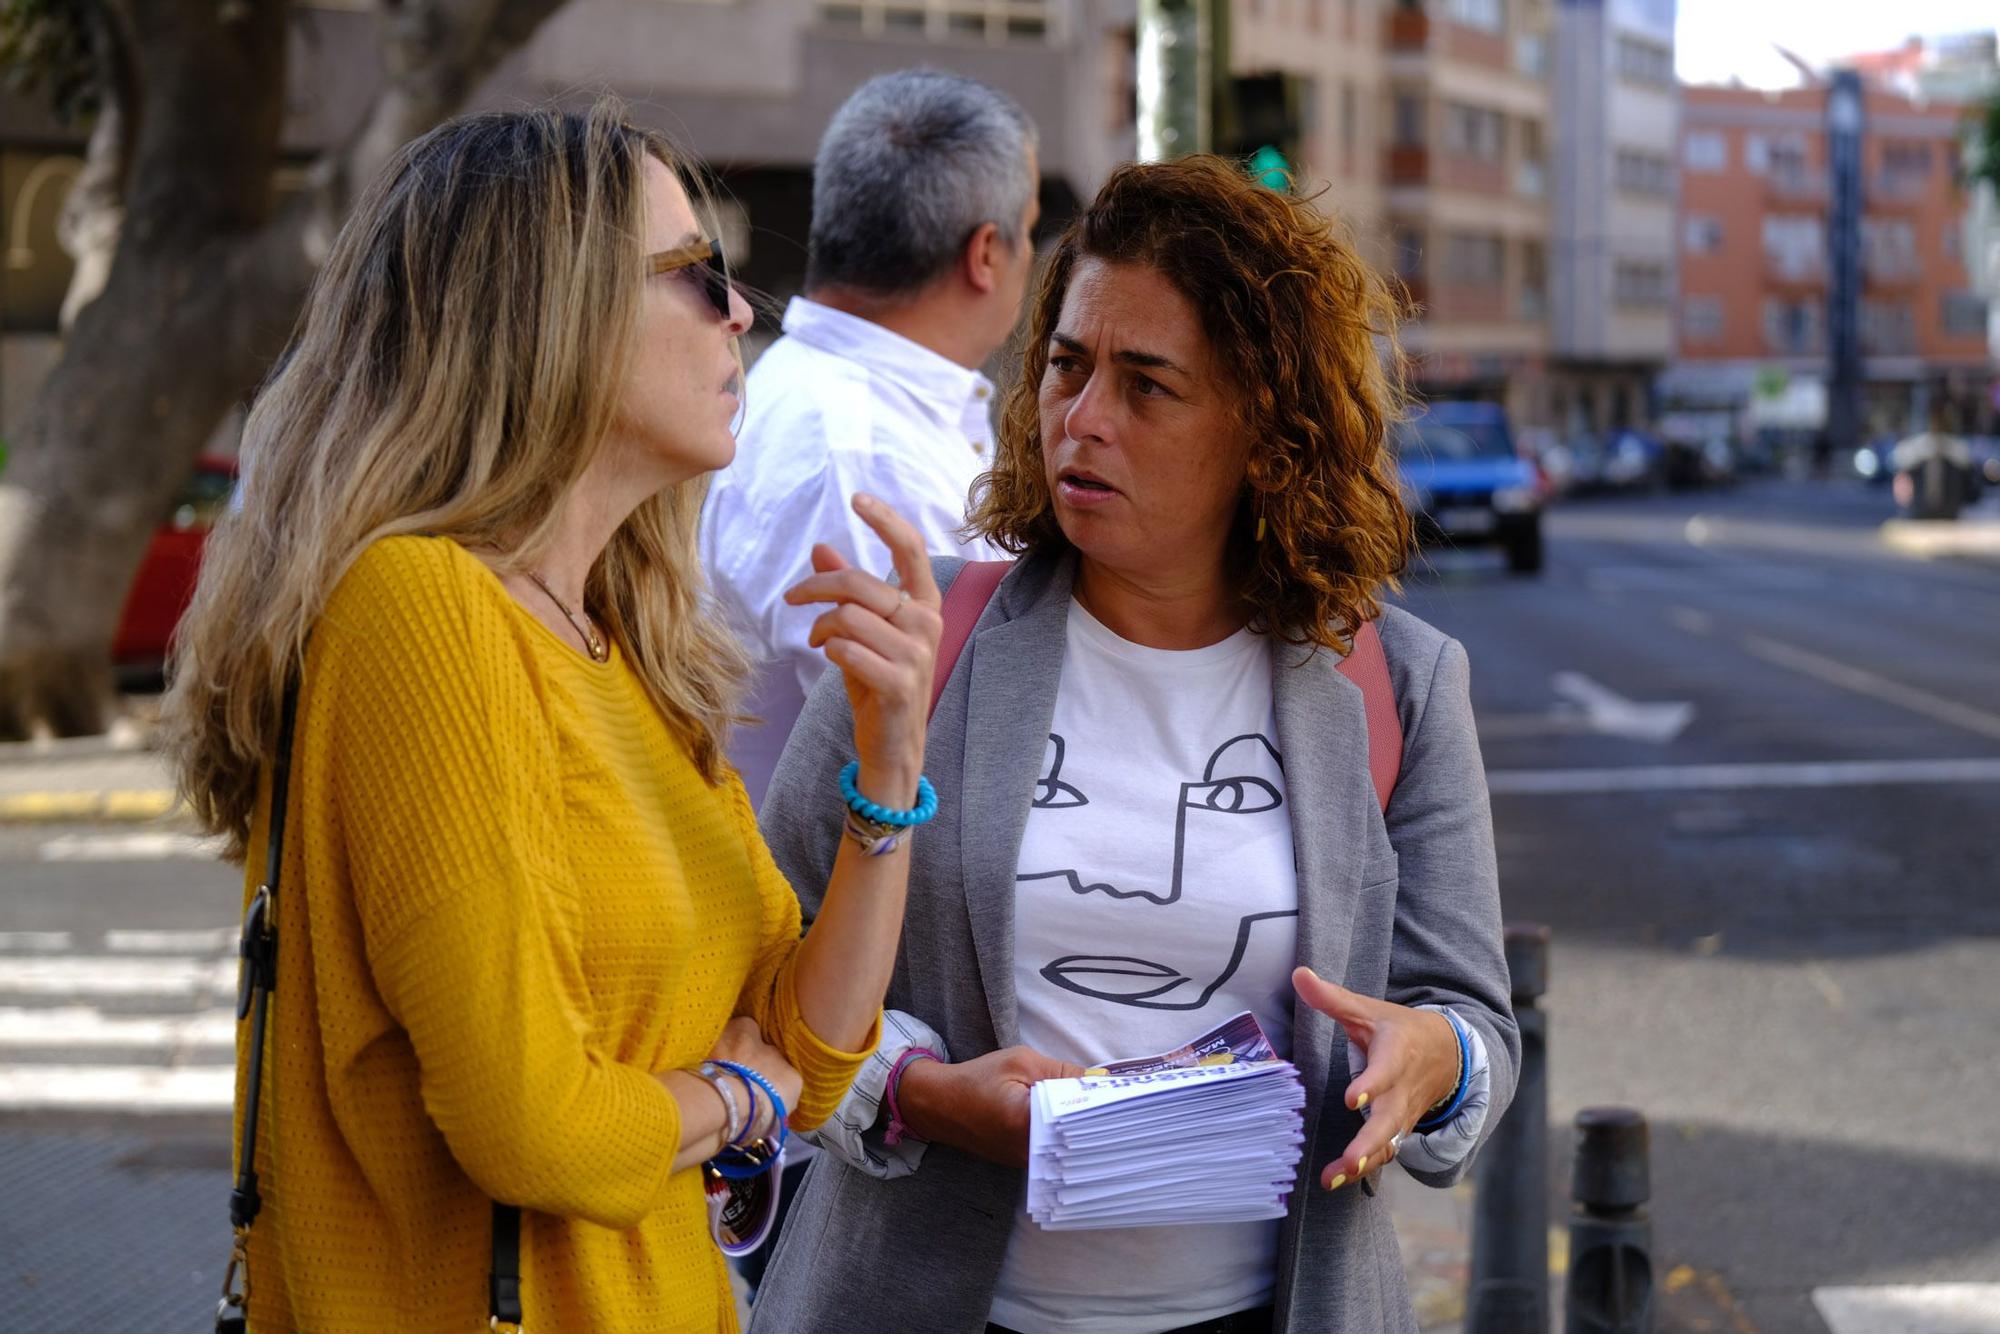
[1022,732,1298,1010]
[1032,733,1089,810]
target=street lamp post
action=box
[1136,0,1211,162]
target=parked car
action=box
[113,455,239,675]
[1392,401,1545,574]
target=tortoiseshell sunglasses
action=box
[648,238,733,319]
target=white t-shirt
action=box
[702,297,1005,806]
[989,599,1298,1334]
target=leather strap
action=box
[925,560,1403,810]
[928,558,1012,718]
[221,678,523,1329]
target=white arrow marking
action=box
[1549,672,1695,743]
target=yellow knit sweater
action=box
[235,536,872,1331]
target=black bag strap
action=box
[217,678,524,1332]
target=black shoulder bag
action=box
[217,680,524,1332]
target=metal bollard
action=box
[1565,1107,1654,1334]
[1467,923,1551,1334]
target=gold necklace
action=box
[524,570,609,662]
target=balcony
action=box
[1765,169,1828,203]
[1764,255,1826,286]
[1863,255,1923,287]
[1387,144,1431,186]
[1388,6,1429,51]
[1870,174,1926,211]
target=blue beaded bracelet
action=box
[838,761,939,828]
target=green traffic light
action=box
[1249,145,1290,190]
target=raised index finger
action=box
[851,493,941,607]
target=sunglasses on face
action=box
[647,237,734,320]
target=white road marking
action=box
[1741,633,2000,744]
[1812,1283,2000,1333]
[0,931,74,952]
[105,927,238,954]
[0,1064,232,1113]
[38,831,226,862]
[0,1006,235,1048]
[1487,756,2000,796]
[1550,672,1695,743]
[0,956,235,998]
[1666,606,1714,636]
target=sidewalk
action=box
[0,734,178,823]
[1879,498,2000,564]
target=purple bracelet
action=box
[883,1047,941,1147]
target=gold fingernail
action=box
[1358,1156,1369,1173]
[1326,1173,1347,1191]
[1355,1092,1370,1110]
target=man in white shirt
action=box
[703,69,1041,805]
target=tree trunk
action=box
[0,0,571,739]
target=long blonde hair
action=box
[163,102,748,860]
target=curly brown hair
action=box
[967,155,1413,652]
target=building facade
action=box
[1549,0,1677,435]
[1671,81,1995,438]
[1378,0,1556,426]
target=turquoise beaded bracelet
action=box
[838,760,939,828]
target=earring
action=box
[1255,514,1268,542]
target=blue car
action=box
[1392,401,1545,574]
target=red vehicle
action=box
[112,455,239,673]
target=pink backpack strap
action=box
[928,560,1013,718]
[1335,621,1403,813]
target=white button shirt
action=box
[703,296,1006,806]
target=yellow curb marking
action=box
[0,790,178,823]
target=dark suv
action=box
[1392,401,1544,574]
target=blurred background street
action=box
[4,476,1998,1331]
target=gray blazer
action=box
[750,553,1519,1334]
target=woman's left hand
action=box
[782,493,942,808]
[1293,966,1460,1190]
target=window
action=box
[1744,133,1770,174]
[1683,131,1726,172]
[1860,302,1916,355]
[1862,218,1917,280]
[1943,291,1990,336]
[1881,142,1931,176]
[1446,232,1504,286]
[816,0,1060,43]
[1762,214,1823,278]
[1944,221,1963,262]
[1446,103,1506,162]
[1762,297,1822,354]
[1682,295,1724,341]
[1393,93,1426,147]
[1445,0,1504,32]
[1341,81,1358,166]
[1683,215,1723,253]
[1393,226,1425,279]
[1615,150,1671,196]
[1616,36,1673,87]
[1515,33,1549,78]
[1614,261,1669,308]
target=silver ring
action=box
[1388,1130,1406,1154]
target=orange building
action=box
[1673,82,1994,436]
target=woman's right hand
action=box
[893,1046,1085,1168]
[782,493,942,810]
[708,1017,804,1141]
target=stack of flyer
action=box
[1027,1013,1305,1231]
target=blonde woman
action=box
[164,104,941,1331]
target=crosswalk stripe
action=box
[0,1006,237,1048]
[0,1064,233,1112]
[0,956,235,998]
[0,931,73,952]
[37,831,225,862]
[104,927,238,954]
[1812,1283,2000,1333]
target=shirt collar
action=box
[782,296,997,433]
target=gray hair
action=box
[807,69,1038,297]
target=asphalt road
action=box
[1394,478,2000,1333]
[2,477,1996,1332]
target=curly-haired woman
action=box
[746,156,1519,1334]
[162,104,941,1330]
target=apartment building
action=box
[1379,0,1556,425]
[1673,82,1994,436]
[1548,0,1677,434]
